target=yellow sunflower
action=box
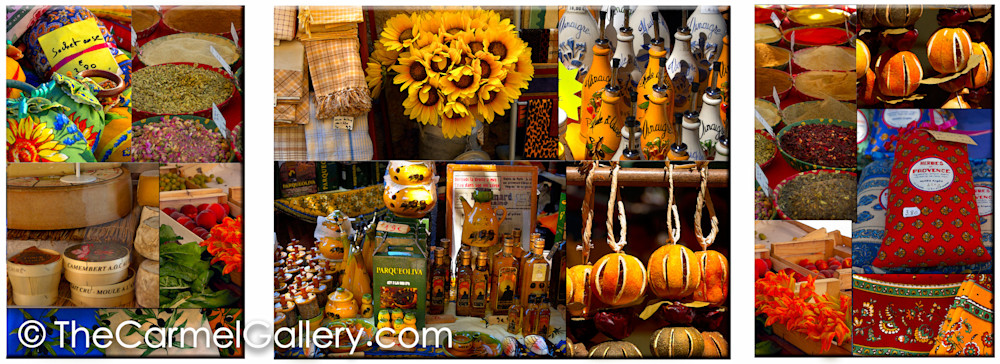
[473,51,506,85]
[456,29,488,56]
[7,116,68,162]
[504,47,535,91]
[439,11,470,41]
[371,40,400,67]
[364,61,386,97]
[402,79,443,126]
[440,99,477,138]
[481,10,515,33]
[441,64,481,101]
[391,48,434,92]
[481,27,525,65]
[426,41,462,75]
[475,81,513,124]
[413,12,444,46]
[380,13,417,52]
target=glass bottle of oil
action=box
[428,248,447,314]
[522,294,539,336]
[471,252,490,317]
[506,295,522,334]
[455,250,473,316]
[537,295,551,337]
[519,237,549,307]
[490,238,519,315]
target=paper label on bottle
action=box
[431,277,446,305]
[903,207,920,218]
[882,109,921,128]
[332,116,354,131]
[497,267,518,307]
[770,13,781,29]
[755,110,775,137]
[472,280,488,308]
[211,103,228,138]
[909,157,954,192]
[976,186,992,216]
[772,86,781,109]
[858,110,868,144]
[925,130,977,145]
[755,163,771,197]
[531,263,548,281]
[456,279,471,307]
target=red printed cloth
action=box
[853,274,966,356]
[930,275,994,356]
[874,129,991,269]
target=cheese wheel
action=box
[70,269,135,307]
[6,163,121,178]
[134,206,160,261]
[136,259,159,308]
[7,167,131,230]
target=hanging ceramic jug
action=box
[635,12,668,123]
[687,6,728,66]
[558,6,600,77]
[589,73,628,160]
[666,27,698,113]
[579,12,613,146]
[459,189,507,248]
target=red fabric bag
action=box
[874,128,991,269]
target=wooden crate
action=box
[772,321,851,356]
[228,186,243,217]
[160,188,228,211]
[755,244,770,260]
[771,237,852,291]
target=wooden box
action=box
[771,238,852,291]
[772,321,851,356]
[159,188,228,211]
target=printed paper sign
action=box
[332,116,354,131]
[37,18,121,76]
[908,157,954,192]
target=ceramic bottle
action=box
[579,11,612,146]
[635,11,668,122]
[558,6,599,76]
[666,26,698,114]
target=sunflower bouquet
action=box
[365,9,534,138]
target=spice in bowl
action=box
[777,172,856,220]
[133,64,233,115]
[755,44,791,69]
[755,132,776,166]
[780,123,855,168]
[754,190,775,220]
[132,116,232,162]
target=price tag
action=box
[925,130,978,145]
[770,13,781,29]
[211,103,229,138]
[903,207,920,218]
[755,163,771,197]
[772,86,781,109]
[755,110,775,137]
[230,23,240,48]
[790,31,796,52]
[376,221,409,234]
[153,5,160,12]
[332,116,354,131]
[209,45,234,76]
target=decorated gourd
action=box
[383,184,436,218]
[878,51,922,97]
[590,252,647,307]
[873,5,923,28]
[857,39,871,79]
[647,243,702,299]
[927,28,973,74]
[700,331,729,358]
[566,264,593,317]
[650,327,704,358]
[692,250,728,305]
[6,46,26,99]
[588,341,642,358]
[857,5,878,28]
[386,161,435,185]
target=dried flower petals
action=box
[132,116,231,162]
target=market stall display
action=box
[753,221,853,356]
[6,162,159,308]
[754,5,858,220]
[131,5,244,162]
[274,161,567,358]
[562,6,730,161]
[565,162,730,358]
[856,5,994,109]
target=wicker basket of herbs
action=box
[773,169,856,220]
[776,118,856,172]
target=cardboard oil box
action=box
[372,216,430,328]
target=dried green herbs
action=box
[755,133,776,165]
[133,64,233,114]
[777,172,856,220]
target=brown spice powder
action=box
[755,67,793,98]
[755,43,791,68]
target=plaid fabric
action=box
[275,103,296,123]
[274,69,307,100]
[304,38,371,118]
[298,6,362,41]
[274,6,297,41]
[275,124,307,161]
[304,93,373,161]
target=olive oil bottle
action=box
[519,237,549,307]
[490,238,519,315]
[507,296,523,334]
[455,250,473,316]
[522,294,539,336]
[537,296,551,337]
[471,252,489,317]
[428,248,447,314]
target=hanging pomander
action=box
[589,163,647,307]
[647,163,702,299]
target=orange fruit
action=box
[647,244,702,299]
[590,252,647,307]
[566,264,593,317]
[878,51,923,97]
[692,250,729,306]
[927,28,973,74]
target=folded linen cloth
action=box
[303,38,371,118]
[274,124,307,161]
[274,6,297,41]
[929,275,994,356]
[297,6,363,41]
